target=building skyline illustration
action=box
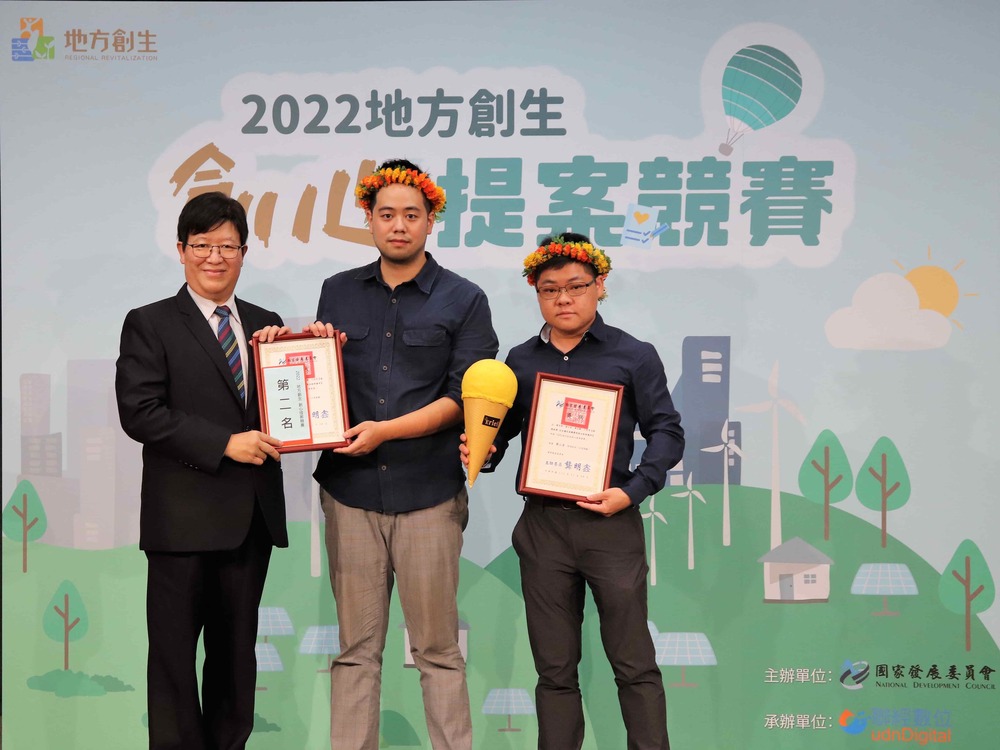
[15,364,140,549]
[11,334,745,550]
[671,336,743,486]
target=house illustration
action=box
[757,537,833,603]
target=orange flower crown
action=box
[355,166,447,218]
[522,237,612,286]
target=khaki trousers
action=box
[321,488,472,750]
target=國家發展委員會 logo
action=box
[840,659,870,690]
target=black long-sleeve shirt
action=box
[488,312,683,505]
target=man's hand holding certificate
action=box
[251,327,350,453]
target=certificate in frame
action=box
[518,373,623,501]
[252,332,350,453]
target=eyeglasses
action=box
[185,243,246,259]
[535,280,596,300]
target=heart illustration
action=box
[633,211,650,224]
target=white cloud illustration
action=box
[825,273,952,350]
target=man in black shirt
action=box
[464,232,683,750]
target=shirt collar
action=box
[187,285,240,324]
[357,252,441,294]
[538,311,607,345]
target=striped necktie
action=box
[215,305,245,402]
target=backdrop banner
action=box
[3,2,997,748]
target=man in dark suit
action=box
[116,192,288,750]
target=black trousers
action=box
[145,504,273,750]
[512,498,670,750]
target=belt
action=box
[526,494,582,511]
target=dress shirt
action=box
[186,287,248,405]
[489,312,684,505]
[313,253,499,513]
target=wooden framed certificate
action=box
[252,332,350,453]
[518,373,624,501]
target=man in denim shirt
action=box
[309,159,497,749]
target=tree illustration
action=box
[671,474,706,570]
[939,540,995,652]
[798,429,853,541]
[2,478,48,573]
[641,494,668,585]
[736,361,805,550]
[855,437,910,548]
[701,419,743,546]
[43,580,89,671]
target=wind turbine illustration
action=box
[736,362,805,550]
[641,493,668,585]
[701,419,744,547]
[671,473,706,570]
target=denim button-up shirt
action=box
[313,253,498,513]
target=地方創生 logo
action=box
[11,17,55,62]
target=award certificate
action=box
[253,332,350,452]
[518,373,623,501]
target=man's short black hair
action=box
[177,192,249,245]
[378,158,422,173]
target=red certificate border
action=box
[518,372,624,502]
[252,331,351,453]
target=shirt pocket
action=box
[337,323,368,341]
[400,327,451,385]
[339,324,370,342]
[402,328,447,347]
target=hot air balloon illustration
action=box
[719,44,802,155]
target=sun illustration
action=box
[894,247,978,329]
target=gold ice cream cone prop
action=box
[461,360,518,487]
[463,398,509,486]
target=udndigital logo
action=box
[840,709,954,744]
[839,709,869,735]
[870,728,952,744]
[11,17,55,61]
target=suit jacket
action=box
[116,285,288,552]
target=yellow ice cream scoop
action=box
[461,358,518,408]
[461,360,518,486]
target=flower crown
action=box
[355,166,447,218]
[522,237,612,286]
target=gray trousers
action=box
[321,488,472,750]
